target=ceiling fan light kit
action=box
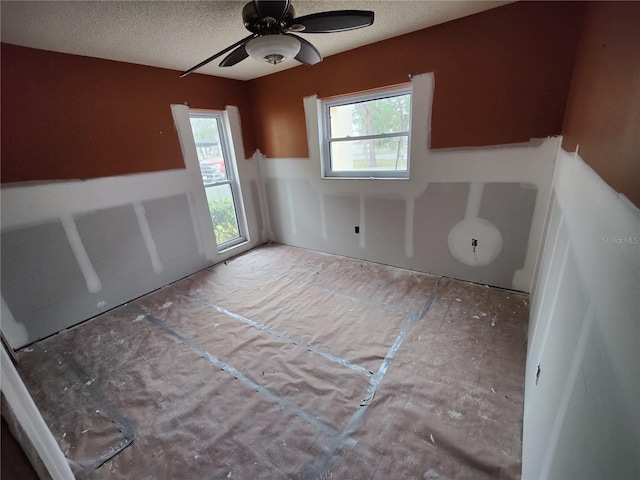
[180,0,374,77]
[246,35,300,65]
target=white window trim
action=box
[188,109,248,251]
[320,85,413,179]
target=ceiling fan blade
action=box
[254,0,290,22]
[286,34,322,65]
[219,44,249,67]
[293,10,374,33]
[179,34,256,77]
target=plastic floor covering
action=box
[15,243,528,479]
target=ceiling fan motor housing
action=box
[243,1,295,35]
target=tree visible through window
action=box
[322,86,412,178]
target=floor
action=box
[15,244,528,479]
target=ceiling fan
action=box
[179,0,374,77]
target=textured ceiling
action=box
[1,1,510,81]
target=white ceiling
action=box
[1,1,509,81]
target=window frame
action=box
[188,110,247,251]
[321,85,413,179]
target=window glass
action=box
[329,137,409,172]
[189,116,228,185]
[188,113,244,249]
[322,87,412,178]
[328,94,411,137]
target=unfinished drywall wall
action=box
[248,1,584,158]
[1,106,266,349]
[523,149,640,479]
[259,74,557,292]
[0,43,256,183]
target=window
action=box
[188,112,246,250]
[321,85,412,178]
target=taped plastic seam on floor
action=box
[63,353,136,473]
[305,278,445,476]
[362,278,445,412]
[171,287,373,378]
[141,311,348,443]
[225,260,413,315]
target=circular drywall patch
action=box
[448,218,503,267]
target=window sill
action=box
[321,175,410,181]
[217,237,249,254]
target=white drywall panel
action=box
[323,194,361,260]
[446,182,537,287]
[289,179,325,251]
[142,194,205,277]
[1,169,191,230]
[364,197,409,270]
[1,105,266,349]
[1,220,95,343]
[547,322,638,479]
[265,178,295,245]
[523,149,640,479]
[528,191,561,356]
[249,180,265,241]
[526,217,570,366]
[259,72,558,291]
[261,151,550,290]
[523,248,588,474]
[413,183,468,272]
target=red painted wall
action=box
[248,1,585,159]
[561,2,640,208]
[2,2,594,184]
[1,44,256,183]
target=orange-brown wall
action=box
[248,1,585,159]
[561,2,640,208]
[1,44,256,183]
